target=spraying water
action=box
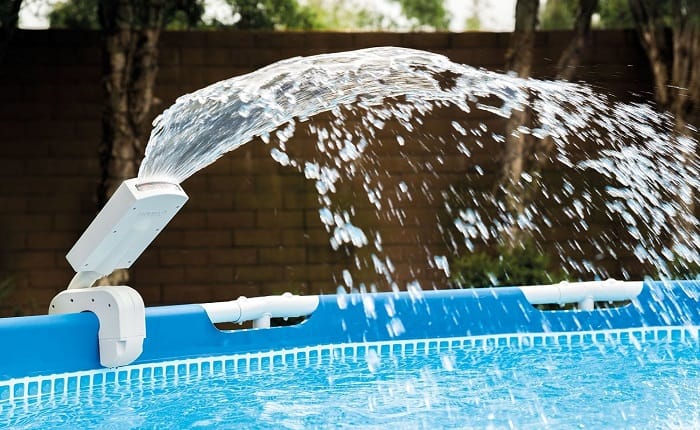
[138,46,699,288]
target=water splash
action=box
[138,46,699,286]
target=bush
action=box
[656,257,700,280]
[451,242,566,288]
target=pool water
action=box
[3,329,698,429]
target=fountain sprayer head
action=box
[66,178,188,289]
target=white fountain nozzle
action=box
[66,178,188,288]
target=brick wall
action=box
[0,29,652,316]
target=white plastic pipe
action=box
[201,293,320,325]
[519,279,643,309]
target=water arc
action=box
[138,46,699,282]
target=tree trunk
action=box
[534,0,598,163]
[501,0,599,249]
[505,0,540,76]
[627,0,671,107]
[628,0,700,246]
[0,0,22,64]
[555,0,597,81]
[97,0,166,285]
[501,0,539,247]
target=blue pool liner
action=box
[0,280,698,381]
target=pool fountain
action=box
[1,47,699,428]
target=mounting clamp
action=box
[49,286,146,368]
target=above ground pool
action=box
[1,279,698,428]
[4,46,700,429]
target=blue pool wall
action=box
[1,280,698,381]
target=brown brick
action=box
[5,251,56,269]
[210,248,258,266]
[185,192,234,210]
[403,32,450,50]
[185,266,234,283]
[206,31,255,48]
[135,267,186,286]
[74,121,101,139]
[230,155,279,175]
[235,265,283,282]
[0,232,26,250]
[26,232,74,250]
[353,32,404,48]
[301,32,355,51]
[1,286,58,316]
[450,32,501,49]
[28,269,72,289]
[136,284,163,305]
[304,264,338,282]
[240,48,286,68]
[160,249,210,267]
[259,281,309,296]
[161,283,213,305]
[282,190,319,210]
[256,210,304,228]
[306,245,349,264]
[207,211,256,229]
[235,229,281,246]
[254,32,306,49]
[168,211,208,230]
[0,214,52,232]
[259,247,306,264]
[183,230,233,248]
[31,157,98,177]
[438,48,507,68]
[234,192,283,210]
[216,283,264,300]
[0,196,27,212]
[181,47,207,65]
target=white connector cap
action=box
[66,179,188,283]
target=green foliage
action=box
[596,0,634,29]
[49,0,205,29]
[49,0,99,29]
[0,274,16,316]
[540,0,578,30]
[49,0,323,30]
[48,0,452,31]
[451,243,566,288]
[655,257,700,280]
[538,0,638,30]
[395,0,449,30]
[464,0,481,31]
[0,276,13,303]
[225,0,322,30]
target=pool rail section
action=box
[0,280,698,382]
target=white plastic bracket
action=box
[201,293,319,327]
[49,286,146,368]
[519,279,643,310]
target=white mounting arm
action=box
[66,178,188,289]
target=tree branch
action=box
[556,0,598,81]
[628,0,671,107]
